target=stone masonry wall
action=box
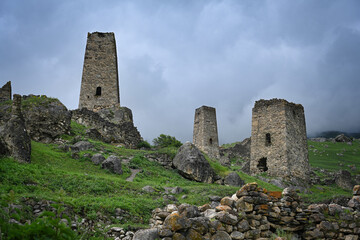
[79,32,120,110]
[0,81,11,102]
[250,99,310,181]
[193,106,220,159]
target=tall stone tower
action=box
[79,32,120,110]
[193,106,220,159]
[0,81,11,102]
[250,99,310,181]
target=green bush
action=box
[137,140,151,149]
[153,134,182,148]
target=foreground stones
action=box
[144,183,360,240]
[101,155,123,174]
[172,142,216,183]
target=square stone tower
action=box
[79,32,120,110]
[250,99,310,181]
[193,106,220,159]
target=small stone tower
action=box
[79,32,120,110]
[193,106,220,159]
[250,99,310,181]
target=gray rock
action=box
[211,230,231,240]
[101,155,122,174]
[172,142,216,183]
[133,228,159,240]
[72,141,93,152]
[230,231,245,240]
[0,94,31,163]
[91,153,105,165]
[142,185,155,193]
[21,95,71,142]
[223,172,244,187]
[171,186,184,194]
[335,170,353,190]
[335,134,352,143]
[85,128,104,141]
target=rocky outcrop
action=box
[71,108,141,148]
[172,142,216,183]
[97,106,134,125]
[0,95,71,143]
[0,94,31,163]
[147,183,360,240]
[0,81,11,102]
[220,138,251,173]
[101,155,123,174]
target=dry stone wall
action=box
[79,32,120,110]
[250,99,310,181]
[193,106,220,159]
[149,183,360,240]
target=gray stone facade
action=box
[79,32,120,110]
[0,81,11,102]
[193,106,220,159]
[250,99,310,181]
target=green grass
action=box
[308,140,360,174]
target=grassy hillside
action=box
[1,122,359,238]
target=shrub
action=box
[137,140,151,149]
[153,134,182,148]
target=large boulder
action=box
[335,134,352,143]
[0,94,31,163]
[71,141,93,152]
[172,142,216,183]
[223,172,244,187]
[101,155,123,174]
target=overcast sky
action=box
[1,0,360,144]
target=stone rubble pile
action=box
[145,183,360,240]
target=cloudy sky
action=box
[1,0,360,144]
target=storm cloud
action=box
[1,0,359,144]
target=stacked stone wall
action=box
[79,32,120,110]
[250,99,310,181]
[193,106,220,159]
[0,81,11,102]
[149,183,360,240]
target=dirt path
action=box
[126,169,141,182]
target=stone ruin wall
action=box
[79,32,120,110]
[250,99,310,181]
[0,81,11,102]
[193,106,220,159]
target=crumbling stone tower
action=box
[193,106,220,159]
[250,99,310,181]
[79,32,120,110]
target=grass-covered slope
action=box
[1,121,359,238]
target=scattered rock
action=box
[335,170,353,190]
[72,141,93,152]
[91,153,105,165]
[133,228,159,240]
[142,185,155,193]
[101,155,122,174]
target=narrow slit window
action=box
[209,138,213,145]
[265,133,271,146]
[95,87,102,96]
